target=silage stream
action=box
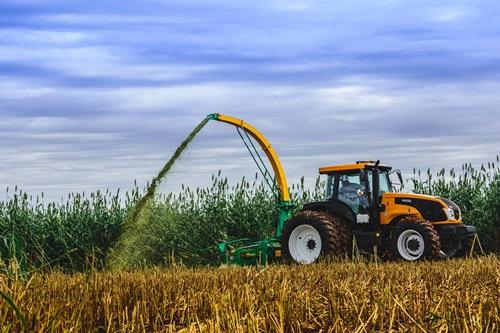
[107,117,210,269]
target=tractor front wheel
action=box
[389,216,440,261]
[281,211,351,264]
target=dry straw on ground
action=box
[1,256,499,332]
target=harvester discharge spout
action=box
[206,113,294,265]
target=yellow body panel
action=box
[212,114,291,202]
[380,192,462,225]
[319,162,390,174]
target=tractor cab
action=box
[320,161,396,224]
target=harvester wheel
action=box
[281,211,352,264]
[389,216,440,261]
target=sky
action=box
[1,0,499,201]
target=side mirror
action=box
[397,171,403,184]
[390,170,404,192]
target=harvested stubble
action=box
[1,257,499,332]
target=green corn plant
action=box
[411,156,500,251]
[1,156,499,272]
[0,187,135,272]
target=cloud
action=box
[0,0,499,200]
[427,6,473,22]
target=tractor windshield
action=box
[325,169,391,202]
[368,170,391,195]
[380,170,391,194]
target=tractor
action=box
[207,113,477,264]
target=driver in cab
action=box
[338,178,369,213]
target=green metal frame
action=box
[207,113,295,265]
[216,202,294,266]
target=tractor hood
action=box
[382,193,462,223]
[383,192,439,201]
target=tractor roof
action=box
[319,161,392,174]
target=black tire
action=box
[389,216,440,261]
[281,210,352,264]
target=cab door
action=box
[334,171,370,223]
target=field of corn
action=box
[0,159,499,331]
[1,159,499,270]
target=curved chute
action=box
[207,113,291,202]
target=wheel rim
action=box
[397,229,425,261]
[288,224,322,264]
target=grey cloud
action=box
[0,0,499,200]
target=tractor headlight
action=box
[443,206,456,220]
[439,198,461,220]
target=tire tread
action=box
[281,210,352,263]
[389,215,440,260]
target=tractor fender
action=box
[389,214,418,225]
[300,200,356,226]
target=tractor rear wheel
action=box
[389,216,440,261]
[281,211,352,264]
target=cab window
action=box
[325,175,334,199]
[367,170,391,196]
[335,172,368,214]
[379,170,391,194]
